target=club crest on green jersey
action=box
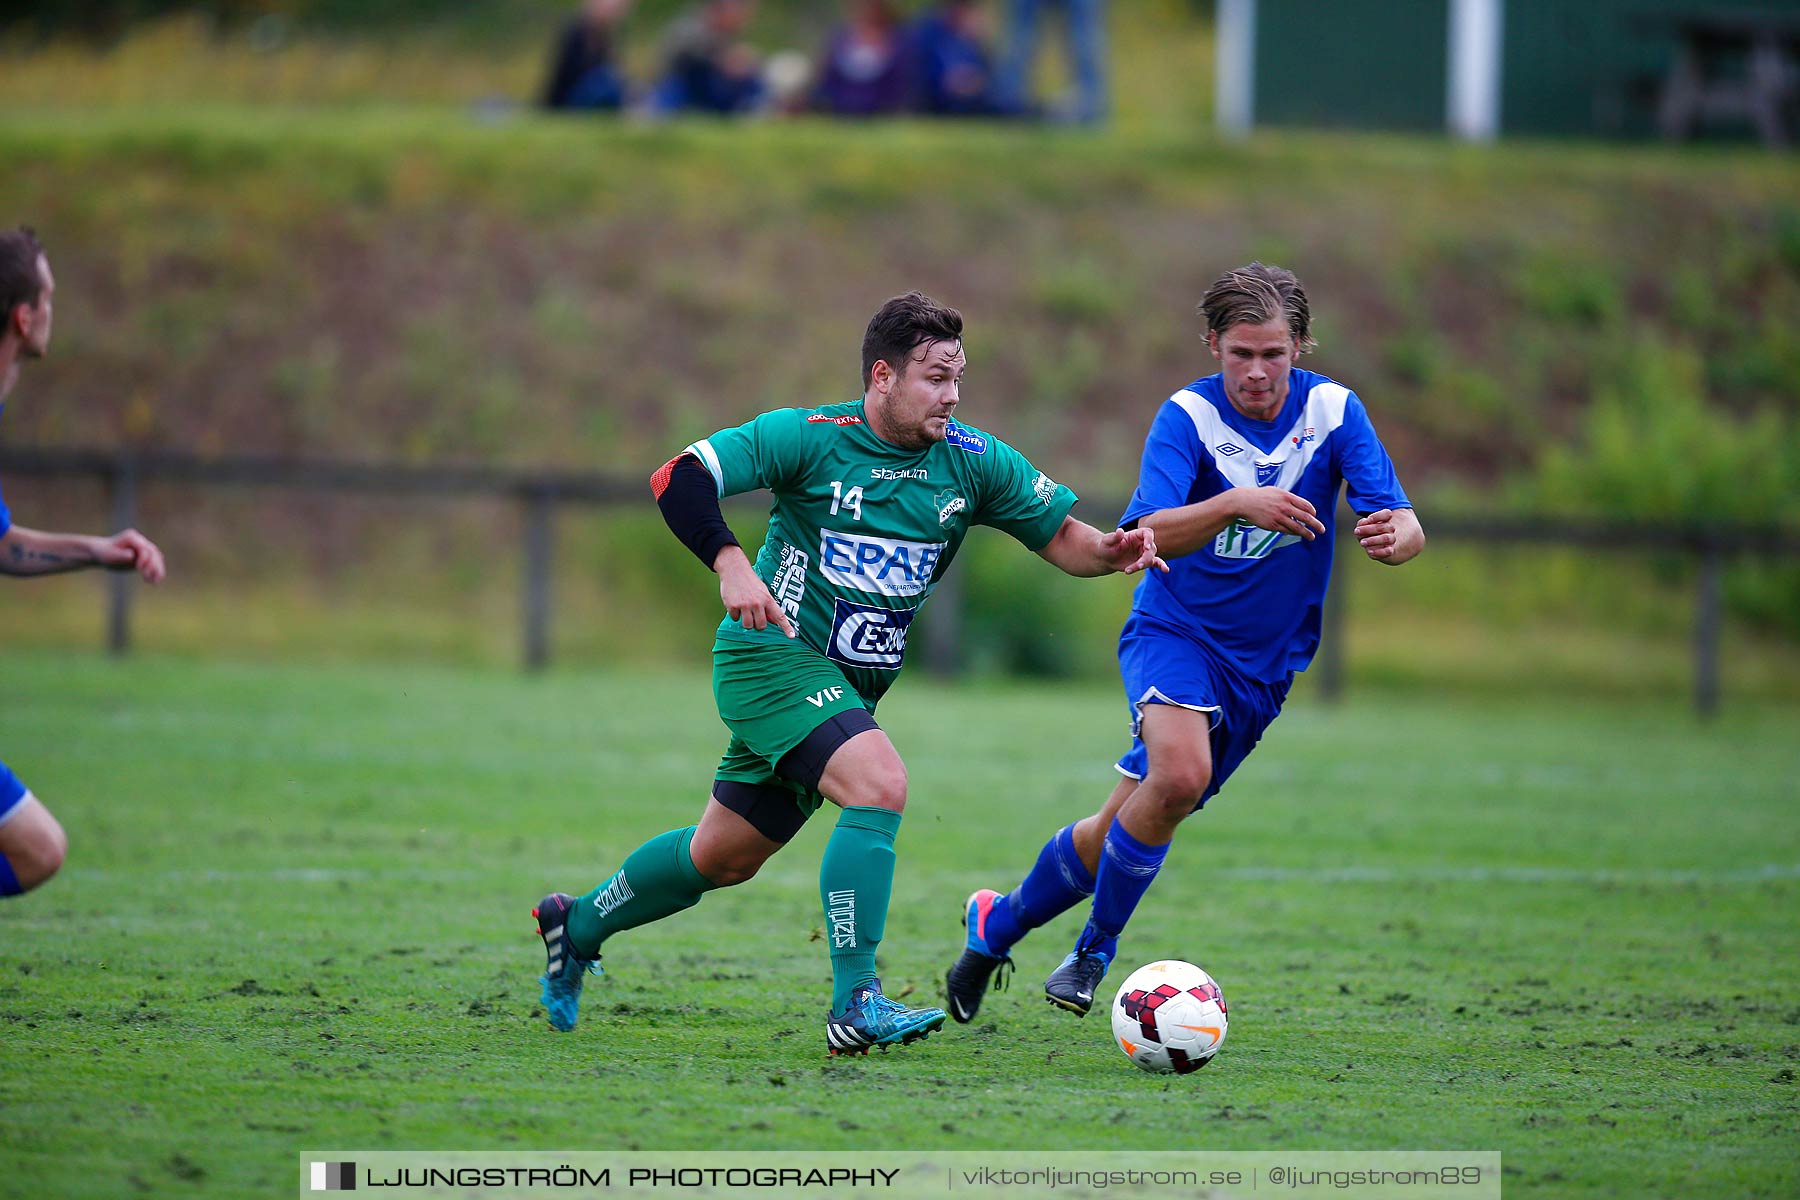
[935,488,967,526]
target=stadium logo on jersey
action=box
[818,529,944,597]
[807,413,864,426]
[935,488,967,526]
[870,467,928,480]
[825,599,916,670]
[1254,460,1284,487]
[944,423,988,454]
[771,544,809,622]
[1032,472,1059,506]
[1215,442,1245,457]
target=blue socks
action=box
[1077,819,1170,962]
[984,823,1094,955]
[985,819,1172,962]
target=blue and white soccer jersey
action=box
[1113,368,1412,804]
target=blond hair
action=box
[1198,262,1316,353]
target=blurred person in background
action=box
[994,0,1108,124]
[946,263,1423,1024]
[0,227,166,900]
[812,0,912,117]
[650,0,766,116]
[542,0,633,112]
[908,0,1004,116]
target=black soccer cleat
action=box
[534,892,600,1032]
[1043,949,1111,1017]
[945,888,1013,1024]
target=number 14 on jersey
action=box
[829,481,864,521]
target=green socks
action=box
[819,805,904,1011]
[566,825,716,958]
[563,807,902,1011]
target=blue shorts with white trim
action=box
[1113,612,1292,808]
[0,758,28,825]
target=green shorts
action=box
[711,639,876,819]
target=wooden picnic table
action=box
[1645,8,1800,146]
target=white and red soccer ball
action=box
[1110,960,1229,1074]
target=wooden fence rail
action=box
[3,447,1796,716]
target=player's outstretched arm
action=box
[1355,507,1424,565]
[1035,517,1169,578]
[0,525,165,582]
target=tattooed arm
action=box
[0,525,165,582]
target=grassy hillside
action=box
[3,111,1793,482]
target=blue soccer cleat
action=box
[534,892,601,1032]
[945,888,1013,1024]
[825,981,947,1055]
[1043,948,1111,1016]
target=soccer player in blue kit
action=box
[0,227,167,900]
[946,262,1425,1020]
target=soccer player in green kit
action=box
[534,292,1165,1054]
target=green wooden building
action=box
[1215,0,1800,143]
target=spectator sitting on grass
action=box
[813,0,912,117]
[542,0,633,111]
[908,0,1004,116]
[651,0,766,116]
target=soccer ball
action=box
[1110,960,1228,1074]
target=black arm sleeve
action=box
[654,454,741,569]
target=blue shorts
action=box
[0,758,28,826]
[1114,612,1292,808]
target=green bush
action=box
[1523,338,1799,524]
[1512,337,1800,635]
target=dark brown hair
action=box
[861,291,964,387]
[1199,262,1316,353]
[0,226,48,322]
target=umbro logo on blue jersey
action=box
[1216,442,1245,456]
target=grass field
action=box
[1,651,1796,1198]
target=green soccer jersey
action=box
[686,398,1079,704]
